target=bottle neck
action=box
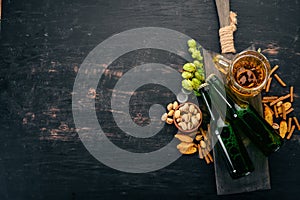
[206,75,249,110]
[199,87,216,121]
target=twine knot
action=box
[219,11,237,54]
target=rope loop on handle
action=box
[219,11,237,54]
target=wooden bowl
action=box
[173,102,202,133]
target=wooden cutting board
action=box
[203,49,271,195]
[202,0,271,194]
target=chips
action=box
[177,142,197,154]
[279,121,288,138]
[262,64,298,140]
[175,133,194,143]
[174,125,213,164]
[277,102,292,114]
[264,104,274,126]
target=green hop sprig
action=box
[180,39,206,96]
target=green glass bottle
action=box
[206,74,283,156]
[199,86,254,179]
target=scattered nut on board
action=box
[173,101,179,110]
[174,110,181,119]
[166,118,174,125]
[173,124,213,165]
[162,101,212,164]
[272,123,280,129]
[167,103,173,111]
[161,113,168,121]
[161,101,179,125]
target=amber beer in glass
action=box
[213,50,271,98]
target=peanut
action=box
[161,113,168,122]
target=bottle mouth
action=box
[199,82,209,89]
[232,170,251,176]
[205,73,218,83]
[244,172,251,176]
[176,92,188,104]
[274,146,280,152]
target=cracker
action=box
[286,125,296,140]
[274,74,287,87]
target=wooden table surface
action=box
[0,0,299,199]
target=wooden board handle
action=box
[215,0,230,28]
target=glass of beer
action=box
[213,50,271,98]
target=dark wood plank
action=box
[215,0,230,28]
[0,0,2,19]
[213,0,271,195]
[204,46,271,194]
[0,0,299,199]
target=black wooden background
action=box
[0,0,299,199]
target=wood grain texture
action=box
[213,1,271,194]
[0,0,2,19]
[215,0,230,28]
[204,46,271,195]
[213,0,271,194]
[0,0,299,199]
